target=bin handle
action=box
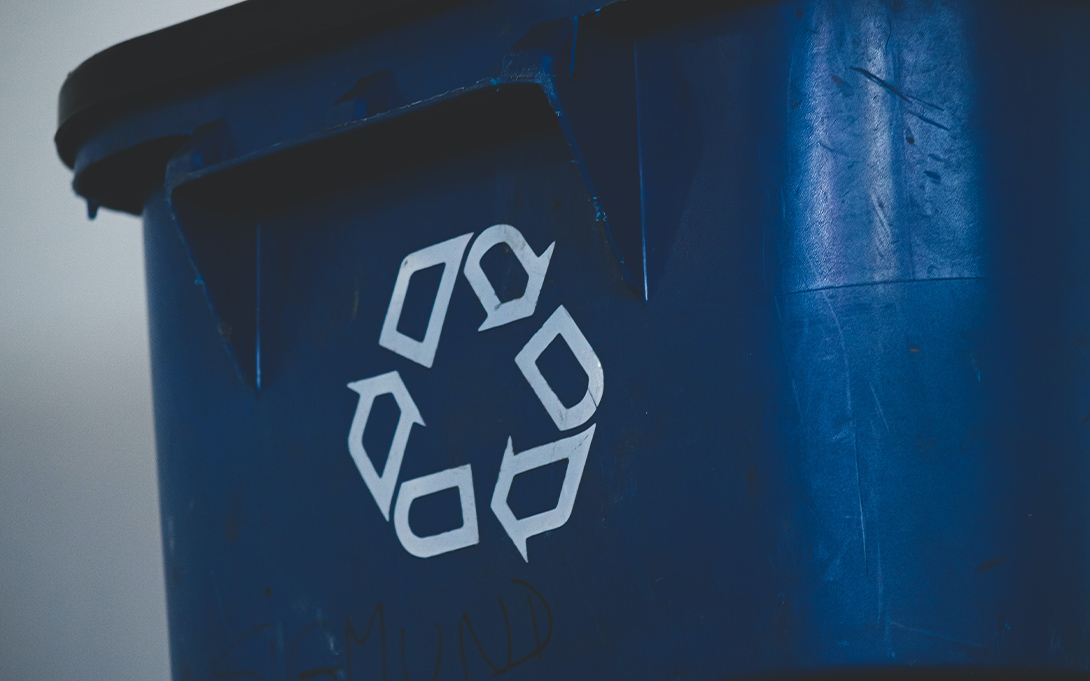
[164,13,646,389]
[168,14,646,299]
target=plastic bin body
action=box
[59,1,1090,678]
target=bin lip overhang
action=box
[54,0,459,169]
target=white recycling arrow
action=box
[379,232,473,368]
[393,464,480,559]
[490,425,596,562]
[462,224,555,331]
[514,305,604,431]
[346,371,424,520]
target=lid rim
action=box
[54,0,457,169]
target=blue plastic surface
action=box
[67,0,1090,678]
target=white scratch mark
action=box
[855,470,868,578]
[876,536,884,627]
[870,381,890,433]
[870,194,893,261]
[820,289,867,576]
[889,621,988,650]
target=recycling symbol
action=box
[345,225,604,562]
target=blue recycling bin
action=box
[58,0,1090,678]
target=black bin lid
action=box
[55,0,456,170]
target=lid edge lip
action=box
[54,0,456,170]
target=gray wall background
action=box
[0,1,235,678]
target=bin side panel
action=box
[139,0,1090,678]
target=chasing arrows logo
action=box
[345,224,603,562]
